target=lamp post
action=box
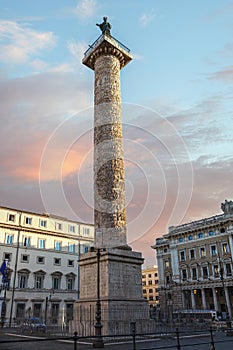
[91,247,104,348]
[0,264,9,328]
[45,296,49,325]
[0,285,7,328]
[218,258,231,327]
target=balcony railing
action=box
[83,34,131,58]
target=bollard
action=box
[73,331,78,350]
[176,328,181,350]
[209,328,215,350]
[130,322,136,350]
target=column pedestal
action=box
[74,248,150,336]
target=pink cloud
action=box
[208,66,233,81]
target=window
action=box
[54,258,61,265]
[210,245,217,255]
[68,243,75,253]
[83,227,90,236]
[149,296,153,301]
[180,251,185,261]
[66,303,74,323]
[67,277,75,290]
[142,274,146,278]
[39,239,45,249]
[35,275,44,289]
[182,269,187,280]
[55,241,61,251]
[8,214,15,222]
[179,237,184,242]
[198,232,204,238]
[21,254,29,262]
[55,222,62,231]
[6,234,13,245]
[188,235,193,241]
[200,247,206,258]
[68,260,74,267]
[154,273,158,277]
[202,266,208,279]
[19,275,27,288]
[4,253,12,262]
[149,289,153,293]
[220,227,225,233]
[142,289,146,294]
[37,256,45,264]
[142,281,146,286]
[52,275,61,290]
[214,265,219,278]
[222,243,230,254]
[226,263,232,276]
[23,237,30,247]
[148,274,151,278]
[25,217,32,225]
[166,275,170,285]
[83,245,89,253]
[69,225,75,233]
[40,220,47,228]
[165,261,170,267]
[148,280,152,285]
[19,273,28,289]
[192,267,197,280]
[189,249,195,259]
[209,231,214,236]
[51,303,59,324]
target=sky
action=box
[0,0,232,266]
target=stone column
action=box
[77,32,150,337]
[82,34,132,249]
[191,290,196,309]
[181,290,186,309]
[94,53,127,248]
[212,288,219,311]
[225,287,232,318]
[201,289,207,309]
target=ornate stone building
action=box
[142,265,159,308]
[0,205,94,326]
[152,200,233,320]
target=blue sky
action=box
[0,0,232,265]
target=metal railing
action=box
[1,327,233,349]
[83,34,131,58]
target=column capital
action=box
[82,34,132,70]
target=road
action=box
[1,329,233,350]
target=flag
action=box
[0,260,8,283]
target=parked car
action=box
[20,317,46,333]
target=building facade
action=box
[153,200,233,321]
[142,265,159,308]
[0,206,94,326]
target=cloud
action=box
[139,11,155,27]
[67,41,88,62]
[72,0,98,19]
[0,71,92,186]
[0,20,56,65]
[208,66,233,82]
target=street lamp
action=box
[90,247,105,348]
[0,284,7,327]
[218,258,231,328]
[0,262,9,328]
